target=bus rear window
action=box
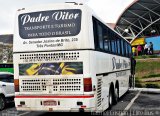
[18,9,82,39]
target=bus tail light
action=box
[81,105,86,108]
[83,78,92,92]
[14,79,20,92]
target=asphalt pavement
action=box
[0,89,160,116]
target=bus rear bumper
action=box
[15,95,96,112]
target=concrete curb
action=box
[129,87,160,94]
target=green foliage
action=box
[135,58,160,88]
[135,61,160,77]
[135,77,160,88]
[134,55,160,59]
[145,83,160,88]
[135,83,145,88]
[142,74,160,78]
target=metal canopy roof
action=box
[115,0,160,42]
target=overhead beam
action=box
[131,18,160,43]
[128,10,151,23]
[138,3,160,17]
[138,20,144,29]
[115,0,160,42]
[116,26,134,37]
[121,18,142,30]
[153,0,160,5]
[139,1,159,6]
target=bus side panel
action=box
[90,51,111,111]
[90,51,131,111]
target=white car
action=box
[0,72,15,110]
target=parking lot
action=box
[0,90,160,116]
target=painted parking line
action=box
[120,90,141,116]
[124,90,141,110]
[18,112,30,116]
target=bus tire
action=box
[108,85,114,109]
[0,95,6,111]
[129,75,132,88]
[113,83,119,104]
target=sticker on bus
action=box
[18,9,82,39]
[19,62,83,75]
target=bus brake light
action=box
[14,79,20,92]
[83,78,92,92]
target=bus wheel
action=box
[114,86,119,104]
[0,95,6,111]
[108,88,113,109]
[129,76,132,88]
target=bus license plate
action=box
[43,100,57,106]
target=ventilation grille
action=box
[53,79,81,91]
[21,79,49,92]
[20,78,82,92]
[97,78,102,107]
[20,52,80,61]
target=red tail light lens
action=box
[84,78,92,92]
[14,79,19,92]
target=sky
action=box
[0,0,134,34]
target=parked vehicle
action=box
[13,3,132,112]
[0,72,15,110]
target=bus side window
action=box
[93,18,99,49]
[128,44,132,57]
[114,37,118,54]
[104,39,110,52]
[125,42,128,57]
[93,18,104,50]
[121,39,125,56]
[104,28,110,52]
[124,41,127,57]
[111,39,115,53]
[117,38,121,55]
[110,33,116,54]
[97,23,104,50]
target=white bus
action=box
[13,3,132,112]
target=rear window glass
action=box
[0,74,13,83]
